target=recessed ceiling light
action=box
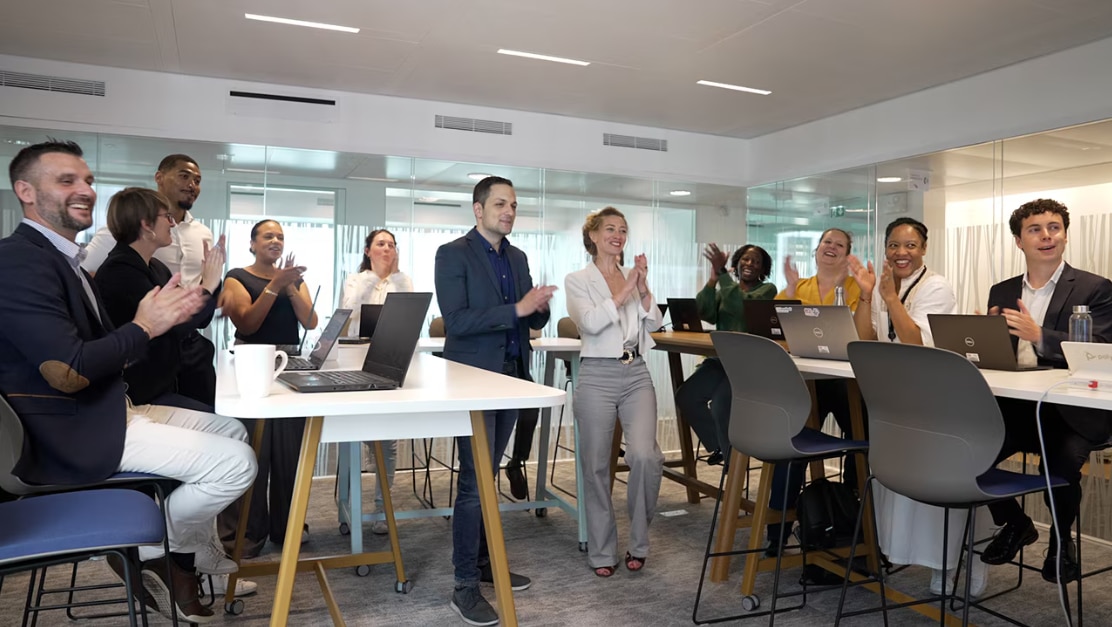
[468,172,494,181]
[416,196,440,203]
[226,167,273,174]
[497,49,590,66]
[245,13,360,33]
[696,80,771,96]
[670,190,692,197]
[877,177,902,183]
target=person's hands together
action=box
[270,253,306,291]
[200,234,226,294]
[878,261,898,304]
[133,273,205,338]
[634,254,649,293]
[516,285,558,317]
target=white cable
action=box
[1035,379,1077,627]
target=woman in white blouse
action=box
[566,207,665,578]
[339,228,412,534]
[848,217,991,597]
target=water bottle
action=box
[1069,305,1093,343]
[833,286,846,307]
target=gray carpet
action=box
[3,460,1110,626]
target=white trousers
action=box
[118,404,258,560]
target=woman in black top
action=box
[217,219,318,556]
[93,187,224,409]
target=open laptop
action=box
[929,314,1049,371]
[778,305,858,360]
[744,299,800,340]
[1062,341,1112,388]
[360,304,384,339]
[278,292,432,393]
[285,309,352,371]
[667,298,708,332]
[276,285,321,357]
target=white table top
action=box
[416,337,581,353]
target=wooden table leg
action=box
[709,449,747,582]
[225,419,267,608]
[270,416,324,627]
[470,410,518,627]
[374,440,407,586]
[667,352,702,504]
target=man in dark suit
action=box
[980,198,1112,584]
[0,140,257,623]
[434,176,555,626]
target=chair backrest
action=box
[847,341,1005,505]
[711,331,813,460]
[0,394,37,496]
[557,317,580,339]
[429,316,445,338]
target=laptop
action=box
[778,305,858,360]
[744,299,800,340]
[656,303,668,332]
[667,298,708,332]
[276,285,321,357]
[278,292,432,393]
[1062,341,1112,388]
[360,304,384,339]
[285,309,352,371]
[929,314,1050,371]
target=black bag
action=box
[794,478,863,550]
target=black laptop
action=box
[744,299,800,340]
[667,298,708,332]
[278,292,432,393]
[285,309,352,371]
[359,304,384,339]
[929,314,1050,371]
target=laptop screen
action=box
[666,298,706,332]
[362,293,433,385]
[307,309,351,362]
[744,299,799,339]
[360,304,384,339]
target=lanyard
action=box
[888,267,927,342]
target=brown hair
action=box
[1009,198,1070,237]
[359,229,397,272]
[582,207,627,263]
[819,227,853,255]
[107,187,171,245]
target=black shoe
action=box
[450,585,499,626]
[981,519,1038,565]
[106,553,158,611]
[504,459,528,500]
[1042,539,1081,584]
[478,563,532,590]
[706,450,724,466]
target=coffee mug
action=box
[234,344,289,398]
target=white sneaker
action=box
[200,574,257,598]
[929,564,988,598]
[194,535,238,575]
[929,568,953,596]
[371,520,389,535]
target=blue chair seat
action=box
[0,490,163,567]
[790,427,869,457]
[976,467,1068,500]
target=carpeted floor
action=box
[3,459,1110,626]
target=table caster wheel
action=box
[395,580,413,594]
[339,522,350,536]
[355,565,371,577]
[224,599,245,615]
[742,595,760,611]
[535,508,547,518]
[578,541,588,553]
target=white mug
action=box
[234,344,289,399]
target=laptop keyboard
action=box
[315,370,395,389]
[287,357,315,370]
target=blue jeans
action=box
[452,361,521,587]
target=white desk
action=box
[214,349,566,627]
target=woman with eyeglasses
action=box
[94,186,225,408]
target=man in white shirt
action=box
[83,155,219,406]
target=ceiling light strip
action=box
[245,13,360,34]
[696,80,771,96]
[497,49,590,66]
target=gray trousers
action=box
[573,357,664,568]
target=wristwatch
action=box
[717,266,728,276]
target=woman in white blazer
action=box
[565,207,665,578]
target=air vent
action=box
[0,70,105,97]
[435,115,513,136]
[603,133,668,152]
[414,201,462,208]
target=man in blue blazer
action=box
[434,176,555,626]
[0,140,257,623]
[980,199,1112,584]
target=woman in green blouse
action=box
[676,243,776,464]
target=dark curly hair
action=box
[1008,198,1070,237]
[884,217,928,243]
[730,244,772,282]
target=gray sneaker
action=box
[479,563,531,591]
[450,585,499,626]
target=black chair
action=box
[837,341,1076,626]
[693,332,869,625]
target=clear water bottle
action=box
[834,286,846,307]
[1069,304,1093,343]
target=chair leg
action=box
[691,463,731,624]
[835,475,888,627]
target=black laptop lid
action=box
[361,293,433,385]
[307,309,351,364]
[744,299,800,340]
[667,298,706,332]
[360,304,384,339]
[928,314,1040,371]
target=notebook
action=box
[744,299,800,340]
[275,285,321,357]
[928,314,1050,371]
[278,292,432,393]
[667,298,708,333]
[285,309,352,371]
[777,305,858,360]
[359,304,384,339]
[1060,341,1112,387]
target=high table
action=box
[215,348,566,626]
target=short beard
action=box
[39,206,91,234]
[177,198,193,211]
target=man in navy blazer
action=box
[434,176,555,625]
[0,140,257,622]
[980,199,1112,584]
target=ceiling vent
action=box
[414,201,462,207]
[435,115,513,136]
[0,70,105,97]
[603,133,667,152]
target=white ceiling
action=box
[4,0,1112,138]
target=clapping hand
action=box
[271,253,306,291]
[877,261,898,303]
[634,254,649,294]
[200,234,226,294]
[702,243,728,273]
[516,285,558,317]
[134,273,206,338]
[847,255,875,295]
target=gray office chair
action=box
[549,317,580,497]
[837,341,1073,627]
[693,332,869,625]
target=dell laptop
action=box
[744,299,800,340]
[285,308,352,371]
[667,298,708,332]
[778,305,858,360]
[278,292,432,393]
[929,314,1049,371]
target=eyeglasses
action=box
[157,212,176,225]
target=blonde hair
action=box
[582,206,627,263]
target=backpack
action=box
[794,478,863,550]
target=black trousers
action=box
[176,331,216,407]
[674,357,732,453]
[510,407,539,461]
